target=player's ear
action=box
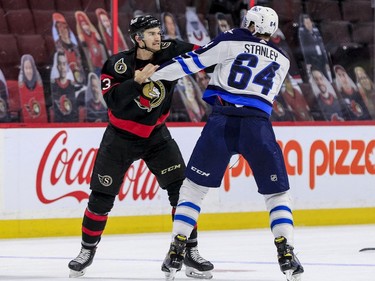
[135,32,144,43]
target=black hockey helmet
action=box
[129,15,161,42]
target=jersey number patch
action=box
[227,53,280,95]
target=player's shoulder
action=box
[107,48,135,65]
[161,39,193,49]
[217,28,252,40]
[102,48,135,76]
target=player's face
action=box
[142,27,161,51]
[24,60,34,82]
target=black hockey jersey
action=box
[100,39,195,138]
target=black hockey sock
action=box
[81,208,108,249]
[187,226,198,248]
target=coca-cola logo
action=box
[36,130,160,204]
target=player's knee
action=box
[88,191,116,214]
[179,179,209,204]
[264,191,292,211]
[165,179,183,207]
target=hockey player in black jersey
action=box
[68,15,213,279]
[151,6,304,281]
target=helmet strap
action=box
[138,42,158,54]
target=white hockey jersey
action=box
[151,28,290,115]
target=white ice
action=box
[0,225,374,281]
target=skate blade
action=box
[185,266,213,279]
[165,268,178,281]
[69,269,86,278]
[285,270,302,281]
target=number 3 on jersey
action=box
[227,53,280,95]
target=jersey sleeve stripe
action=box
[175,56,194,75]
[187,51,206,69]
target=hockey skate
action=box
[162,234,187,281]
[68,246,96,278]
[184,246,214,279]
[275,236,304,281]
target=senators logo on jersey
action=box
[135,80,166,112]
[114,58,127,74]
[25,98,41,118]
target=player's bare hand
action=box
[134,64,159,84]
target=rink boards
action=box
[0,122,375,238]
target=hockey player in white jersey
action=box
[151,5,304,281]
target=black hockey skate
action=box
[162,234,187,281]
[184,246,214,279]
[274,236,304,281]
[68,246,96,278]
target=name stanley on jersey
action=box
[244,43,279,61]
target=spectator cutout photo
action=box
[310,69,345,121]
[50,51,79,122]
[161,12,183,40]
[280,75,313,121]
[354,66,375,119]
[96,8,129,56]
[75,11,107,77]
[52,12,86,85]
[298,14,332,82]
[214,12,231,36]
[85,72,108,122]
[173,76,208,122]
[18,54,48,122]
[0,68,10,122]
[334,65,371,120]
[185,7,211,45]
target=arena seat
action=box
[319,20,353,54]
[0,34,21,80]
[1,0,29,10]
[351,22,374,46]
[271,0,303,24]
[33,9,54,36]
[16,34,51,67]
[6,79,22,122]
[342,0,373,23]
[5,9,36,35]
[305,0,342,22]
[29,0,56,11]
[0,8,9,33]
[55,0,83,12]
[159,0,187,15]
[81,0,107,12]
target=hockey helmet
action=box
[129,15,161,41]
[244,6,278,36]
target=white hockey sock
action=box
[172,179,209,240]
[264,191,295,246]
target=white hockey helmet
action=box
[244,6,278,36]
